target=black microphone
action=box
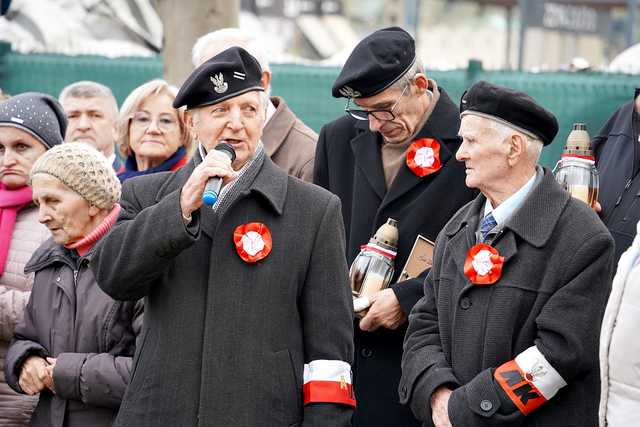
[202,143,236,206]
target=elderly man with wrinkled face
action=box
[314,26,475,426]
[400,81,614,427]
[92,47,355,426]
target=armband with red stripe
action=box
[494,346,567,415]
[303,360,356,407]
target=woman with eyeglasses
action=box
[117,80,193,182]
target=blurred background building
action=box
[0,0,639,167]
[1,0,640,76]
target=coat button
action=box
[460,297,471,310]
[400,385,407,398]
[480,399,493,412]
[361,348,373,358]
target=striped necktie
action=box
[479,212,497,243]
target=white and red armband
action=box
[303,360,356,407]
[494,346,567,415]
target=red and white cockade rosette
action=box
[233,222,272,263]
[463,243,505,285]
[406,138,442,177]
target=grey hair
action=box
[387,57,425,92]
[59,81,118,114]
[488,120,544,163]
[192,28,270,73]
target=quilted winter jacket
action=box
[0,205,49,425]
[4,239,143,427]
[599,220,640,426]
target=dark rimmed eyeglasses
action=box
[344,83,410,121]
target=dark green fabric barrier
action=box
[0,44,638,168]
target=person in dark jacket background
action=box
[593,88,640,264]
[314,27,475,426]
[400,81,614,427]
[5,143,142,427]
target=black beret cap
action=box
[0,92,67,149]
[460,81,559,146]
[332,26,416,99]
[173,46,264,110]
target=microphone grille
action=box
[215,142,237,162]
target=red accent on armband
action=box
[494,359,547,415]
[303,380,356,407]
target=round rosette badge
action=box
[406,138,442,177]
[463,243,505,285]
[233,222,272,263]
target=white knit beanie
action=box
[30,143,121,209]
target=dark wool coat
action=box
[92,156,354,427]
[5,239,142,427]
[400,169,615,427]
[314,89,476,426]
[592,90,640,264]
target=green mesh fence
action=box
[0,43,163,105]
[0,43,638,168]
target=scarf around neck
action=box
[118,146,187,182]
[65,204,121,256]
[0,183,34,276]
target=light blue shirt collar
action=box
[483,170,538,226]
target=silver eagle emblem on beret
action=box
[339,86,361,98]
[210,73,228,94]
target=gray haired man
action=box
[59,81,123,173]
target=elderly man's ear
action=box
[261,71,272,91]
[412,73,429,94]
[506,133,527,167]
[185,111,199,142]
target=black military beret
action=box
[173,46,264,110]
[460,81,559,146]
[332,27,416,99]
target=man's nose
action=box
[77,114,91,129]
[227,109,243,131]
[368,115,384,133]
[455,143,467,161]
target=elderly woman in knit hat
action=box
[4,143,142,427]
[0,92,66,425]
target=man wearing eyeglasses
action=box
[314,27,476,426]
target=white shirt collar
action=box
[483,169,538,226]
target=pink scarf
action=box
[65,204,121,256]
[0,184,34,277]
